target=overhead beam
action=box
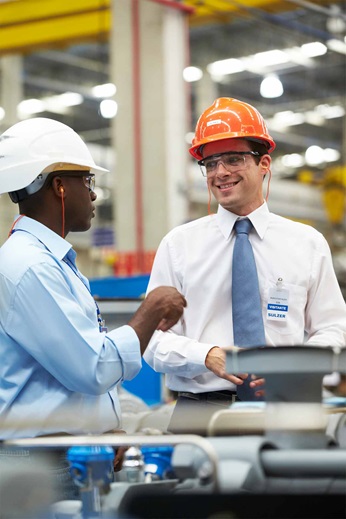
[0,0,111,56]
[0,0,341,56]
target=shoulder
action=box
[269,212,329,249]
[163,214,217,242]
[0,231,58,283]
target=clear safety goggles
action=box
[198,151,260,177]
[57,173,96,192]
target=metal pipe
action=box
[3,433,220,492]
[261,449,346,478]
[284,0,346,22]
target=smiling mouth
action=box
[217,180,240,190]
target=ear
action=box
[51,176,65,197]
[259,154,271,177]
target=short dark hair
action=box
[247,140,269,163]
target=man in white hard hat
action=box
[0,118,186,447]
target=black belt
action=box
[178,390,238,404]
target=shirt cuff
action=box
[107,325,142,381]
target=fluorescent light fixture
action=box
[207,58,245,77]
[304,111,325,126]
[305,145,325,166]
[300,42,327,57]
[315,104,345,119]
[0,106,5,121]
[324,148,340,162]
[284,47,315,67]
[100,99,118,119]
[92,83,116,98]
[260,75,284,98]
[183,66,203,82]
[18,98,45,116]
[57,92,83,107]
[281,153,305,168]
[253,49,289,66]
[40,92,83,115]
[327,39,346,55]
[271,110,305,127]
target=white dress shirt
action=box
[0,216,141,439]
[144,203,346,393]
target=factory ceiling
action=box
[0,0,345,174]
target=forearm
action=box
[144,329,213,378]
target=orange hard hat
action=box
[189,97,276,160]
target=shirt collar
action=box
[12,215,73,260]
[216,202,270,240]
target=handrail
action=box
[3,433,220,491]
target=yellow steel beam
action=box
[183,0,340,24]
[0,0,110,25]
[0,0,340,55]
[0,0,110,55]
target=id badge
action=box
[267,279,289,322]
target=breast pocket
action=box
[263,281,307,339]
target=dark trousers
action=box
[168,390,239,436]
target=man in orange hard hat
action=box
[144,98,346,434]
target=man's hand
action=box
[128,286,187,354]
[205,346,247,386]
[205,347,266,396]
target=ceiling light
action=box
[92,83,116,98]
[326,39,346,55]
[324,148,340,162]
[304,111,325,126]
[207,58,245,77]
[281,153,305,168]
[183,66,203,82]
[300,42,327,57]
[18,98,45,116]
[58,92,83,107]
[271,111,305,127]
[100,99,118,119]
[253,49,289,66]
[305,145,325,166]
[0,107,5,121]
[284,47,315,67]
[315,104,345,119]
[260,75,284,98]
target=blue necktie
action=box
[232,218,265,401]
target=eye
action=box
[225,155,242,165]
[205,160,217,170]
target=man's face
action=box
[61,173,97,233]
[201,138,271,216]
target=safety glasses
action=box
[51,172,96,192]
[198,151,260,177]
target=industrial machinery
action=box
[1,345,345,518]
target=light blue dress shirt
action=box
[0,216,141,439]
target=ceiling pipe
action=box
[284,0,346,22]
[227,0,345,47]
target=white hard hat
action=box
[0,117,109,197]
